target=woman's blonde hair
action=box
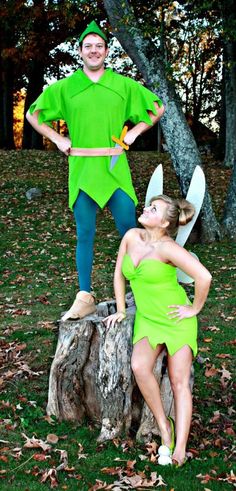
[150,194,195,236]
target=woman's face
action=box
[138,199,168,227]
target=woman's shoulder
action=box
[123,227,142,241]
[155,236,180,265]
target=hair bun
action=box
[176,199,195,226]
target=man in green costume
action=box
[26,20,165,320]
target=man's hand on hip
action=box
[54,136,71,155]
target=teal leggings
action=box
[73,189,136,292]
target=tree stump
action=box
[47,300,194,442]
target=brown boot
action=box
[61,291,96,321]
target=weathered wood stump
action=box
[47,300,194,442]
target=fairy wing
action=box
[145,164,205,284]
[175,165,205,283]
[175,166,206,247]
[145,164,163,206]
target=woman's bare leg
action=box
[131,338,172,447]
[168,345,193,463]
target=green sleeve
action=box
[125,78,163,126]
[29,80,65,126]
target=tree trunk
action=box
[0,57,15,149]
[223,42,236,169]
[0,64,4,148]
[0,21,15,150]
[22,61,45,150]
[216,64,226,161]
[222,161,236,239]
[222,2,236,169]
[47,301,192,443]
[220,0,236,234]
[103,0,220,242]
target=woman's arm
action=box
[26,110,71,155]
[163,241,212,320]
[113,252,126,315]
[104,230,133,328]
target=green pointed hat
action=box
[79,20,108,43]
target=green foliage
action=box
[0,0,107,85]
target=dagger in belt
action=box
[110,126,129,170]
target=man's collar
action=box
[67,68,125,100]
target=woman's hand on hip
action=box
[167,304,197,322]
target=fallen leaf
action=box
[16,403,23,410]
[228,406,236,416]
[33,453,51,461]
[214,438,223,448]
[88,480,107,491]
[46,434,59,444]
[150,452,157,462]
[225,339,236,346]
[205,366,218,377]
[43,415,55,425]
[225,427,235,436]
[124,474,143,487]
[220,367,232,380]
[138,454,148,461]
[16,343,27,352]
[41,468,58,488]
[209,410,220,423]
[187,448,199,456]
[126,459,136,470]
[0,455,8,462]
[77,442,87,459]
[196,473,212,483]
[146,441,157,455]
[208,451,218,457]
[22,433,51,452]
[101,467,121,475]
[55,449,68,471]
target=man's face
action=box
[79,34,108,71]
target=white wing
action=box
[145,164,163,206]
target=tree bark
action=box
[223,42,236,169]
[47,301,190,443]
[216,64,226,161]
[22,60,45,149]
[103,0,220,242]
[0,56,15,149]
[222,3,236,169]
[0,9,15,149]
[220,0,236,234]
[222,161,236,239]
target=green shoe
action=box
[161,416,175,454]
[168,416,175,453]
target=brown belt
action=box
[69,147,123,157]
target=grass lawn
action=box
[0,150,235,490]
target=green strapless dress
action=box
[122,254,198,356]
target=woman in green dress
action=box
[105,194,212,466]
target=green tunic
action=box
[122,254,198,356]
[29,68,163,209]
